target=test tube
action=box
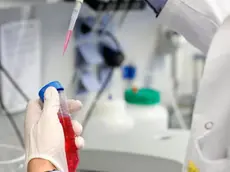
[39,81,79,172]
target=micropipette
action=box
[63,0,83,56]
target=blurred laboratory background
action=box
[0,0,205,171]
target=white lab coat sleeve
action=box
[157,0,230,54]
[182,15,230,172]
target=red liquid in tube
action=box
[58,113,79,172]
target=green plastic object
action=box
[125,88,160,105]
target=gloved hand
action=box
[24,87,84,171]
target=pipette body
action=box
[63,0,83,56]
[39,81,79,172]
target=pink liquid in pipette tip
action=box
[58,113,79,172]
[63,30,73,56]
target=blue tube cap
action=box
[39,81,64,102]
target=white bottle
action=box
[127,103,169,134]
[86,97,134,134]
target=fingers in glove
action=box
[42,87,60,123]
[67,100,82,114]
[26,99,42,116]
[72,120,83,136]
[25,99,42,131]
[75,136,84,149]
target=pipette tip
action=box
[63,30,73,56]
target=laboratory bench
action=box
[79,129,189,172]
[74,93,190,172]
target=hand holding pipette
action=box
[63,0,84,56]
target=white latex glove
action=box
[24,87,84,171]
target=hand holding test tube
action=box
[38,81,80,172]
[24,81,84,172]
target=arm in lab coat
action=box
[146,0,230,171]
[182,15,230,172]
[146,0,230,54]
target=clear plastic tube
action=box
[58,90,79,172]
[63,0,83,56]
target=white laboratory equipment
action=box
[82,127,189,172]
[81,90,188,172]
[79,86,180,171]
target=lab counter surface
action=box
[80,128,189,172]
[74,94,190,171]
